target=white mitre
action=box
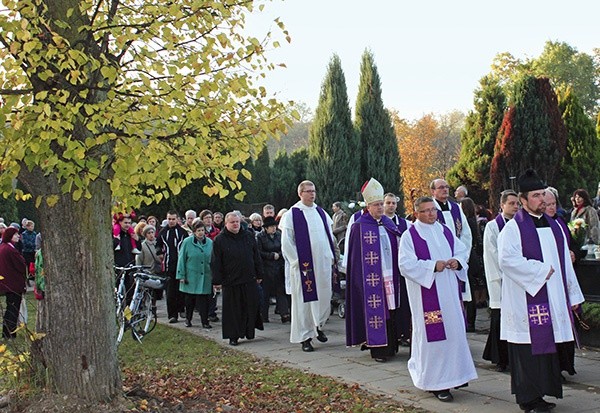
[361,178,384,204]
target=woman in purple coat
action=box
[0,227,27,338]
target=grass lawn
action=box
[2,295,424,412]
[119,323,425,412]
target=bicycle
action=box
[114,264,166,344]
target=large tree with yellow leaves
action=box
[0,0,291,402]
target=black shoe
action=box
[432,390,453,402]
[209,315,219,322]
[495,364,507,372]
[453,382,468,389]
[281,315,291,324]
[316,328,328,343]
[184,320,192,327]
[229,339,238,346]
[301,339,314,352]
[202,323,212,329]
[374,357,387,363]
[399,338,410,347]
[168,317,178,324]
[523,407,550,413]
[539,400,556,410]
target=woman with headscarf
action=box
[0,227,27,339]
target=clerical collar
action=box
[438,200,450,211]
[528,212,549,228]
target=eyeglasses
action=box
[435,185,450,190]
[302,190,316,193]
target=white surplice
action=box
[433,199,473,302]
[280,201,334,343]
[497,218,584,344]
[483,217,503,309]
[399,220,478,391]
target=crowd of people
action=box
[1,172,597,413]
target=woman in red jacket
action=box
[0,227,27,339]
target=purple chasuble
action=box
[345,214,404,347]
[357,214,402,346]
[291,206,336,303]
[436,200,463,237]
[409,224,456,342]
[514,209,573,355]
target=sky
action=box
[246,0,599,120]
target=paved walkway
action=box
[155,299,600,413]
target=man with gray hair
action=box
[182,209,197,235]
[211,211,264,346]
[399,196,476,402]
[454,185,468,202]
[280,180,337,352]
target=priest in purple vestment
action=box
[346,179,409,362]
[498,170,584,413]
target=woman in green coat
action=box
[176,221,213,328]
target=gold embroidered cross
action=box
[368,315,384,329]
[367,294,382,309]
[365,251,379,265]
[529,304,550,325]
[366,272,380,287]
[424,310,443,325]
[363,231,378,245]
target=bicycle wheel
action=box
[130,290,156,342]
[115,281,127,344]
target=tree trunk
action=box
[28,175,121,400]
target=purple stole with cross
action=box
[354,214,403,346]
[409,224,456,342]
[291,206,336,303]
[514,209,574,355]
[436,200,463,237]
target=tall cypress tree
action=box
[307,54,358,209]
[354,49,402,199]
[247,144,271,203]
[447,75,506,205]
[556,89,600,202]
[271,149,295,210]
[489,76,567,210]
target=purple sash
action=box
[554,216,571,248]
[495,214,506,232]
[392,215,409,234]
[514,210,572,355]
[291,206,336,303]
[409,224,455,342]
[436,200,463,237]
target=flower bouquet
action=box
[568,218,588,253]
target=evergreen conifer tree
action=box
[490,76,567,210]
[447,75,506,205]
[354,49,402,198]
[307,55,358,209]
[247,144,271,203]
[271,149,295,209]
[556,89,600,202]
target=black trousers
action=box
[2,292,23,339]
[165,271,185,319]
[185,293,210,324]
